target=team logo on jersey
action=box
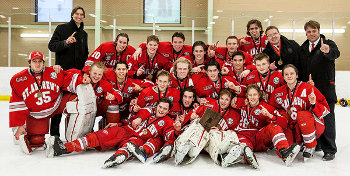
[158,120,165,126]
[168,96,174,102]
[127,87,133,93]
[183,52,190,56]
[96,86,103,93]
[274,92,283,98]
[105,55,111,61]
[144,95,153,101]
[247,75,255,80]
[277,98,283,105]
[161,53,170,57]
[254,108,261,115]
[50,72,57,79]
[16,76,27,82]
[227,118,234,125]
[203,85,213,91]
[216,53,224,59]
[273,77,280,84]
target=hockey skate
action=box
[18,135,32,155]
[221,144,242,167]
[103,153,127,168]
[46,136,69,158]
[174,141,193,165]
[243,146,259,169]
[303,147,315,162]
[279,143,300,166]
[152,144,173,163]
[127,142,148,163]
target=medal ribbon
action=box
[32,71,44,93]
[257,71,271,94]
[287,82,299,112]
[271,41,281,56]
[252,36,262,54]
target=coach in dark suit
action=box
[299,20,340,161]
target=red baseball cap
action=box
[29,51,44,61]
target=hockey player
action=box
[83,33,135,73]
[133,32,192,62]
[170,57,204,92]
[127,35,170,83]
[222,51,255,84]
[173,89,240,165]
[191,41,214,73]
[152,87,197,163]
[9,51,85,154]
[194,60,244,102]
[229,84,300,168]
[103,60,154,125]
[46,98,178,168]
[239,19,268,57]
[270,64,329,161]
[242,53,285,101]
[131,70,180,118]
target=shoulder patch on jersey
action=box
[247,75,255,80]
[277,97,283,105]
[16,76,27,82]
[158,120,165,127]
[144,95,153,102]
[273,77,280,84]
[168,96,174,102]
[216,53,224,59]
[127,87,133,93]
[183,52,190,56]
[96,86,103,93]
[254,108,261,115]
[106,52,114,56]
[161,53,170,57]
[227,118,234,125]
[50,72,58,79]
[203,85,213,91]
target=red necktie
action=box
[311,43,315,51]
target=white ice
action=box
[1,101,349,176]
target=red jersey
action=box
[139,42,192,62]
[194,75,244,99]
[83,41,136,73]
[235,101,287,132]
[242,70,285,101]
[269,82,330,122]
[238,35,268,57]
[214,47,254,68]
[9,67,82,127]
[127,50,171,82]
[169,72,204,91]
[103,69,154,118]
[126,108,176,142]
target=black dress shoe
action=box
[315,145,322,152]
[322,153,335,161]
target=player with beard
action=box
[239,19,268,57]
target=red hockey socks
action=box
[296,111,317,148]
[65,133,100,152]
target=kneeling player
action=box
[270,64,329,161]
[230,84,300,169]
[46,98,178,168]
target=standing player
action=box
[133,32,192,62]
[47,98,178,168]
[239,19,268,57]
[9,51,84,154]
[270,64,330,161]
[230,84,300,168]
[128,35,170,83]
[83,33,135,73]
[263,26,300,71]
[242,53,284,101]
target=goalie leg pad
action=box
[66,84,97,142]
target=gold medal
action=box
[288,109,292,115]
[262,93,267,100]
[278,59,283,65]
[142,129,148,135]
[147,74,153,80]
[37,91,42,98]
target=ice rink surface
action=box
[1,101,349,176]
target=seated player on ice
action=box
[269,64,329,161]
[46,98,179,169]
[172,89,240,165]
[230,84,300,169]
[9,51,85,154]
